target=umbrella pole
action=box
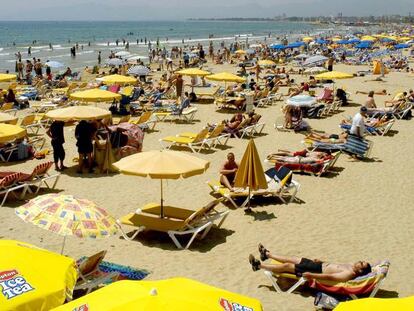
[61,235,66,255]
[160,179,164,218]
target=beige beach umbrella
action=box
[0,124,26,143]
[0,112,18,124]
[46,106,111,121]
[113,150,210,218]
[69,89,121,103]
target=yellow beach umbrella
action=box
[70,89,121,103]
[101,74,137,85]
[334,296,414,311]
[175,68,210,76]
[45,106,111,121]
[0,112,18,124]
[315,71,353,80]
[234,139,267,210]
[113,150,209,217]
[15,194,118,254]
[361,35,376,42]
[206,72,245,83]
[398,36,411,42]
[302,36,313,42]
[257,59,276,67]
[0,240,77,311]
[235,49,247,54]
[0,73,17,82]
[0,123,26,143]
[51,278,263,311]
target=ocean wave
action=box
[0,52,10,56]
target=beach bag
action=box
[110,131,128,148]
[314,292,340,310]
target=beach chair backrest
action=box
[183,199,222,227]
[118,115,131,124]
[137,112,152,124]
[20,115,36,127]
[1,103,14,111]
[208,123,225,138]
[31,161,53,179]
[77,250,107,276]
[0,173,21,189]
[192,128,209,143]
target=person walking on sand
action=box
[220,152,239,191]
[46,121,67,171]
[75,120,95,174]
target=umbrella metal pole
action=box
[160,179,164,218]
[61,235,66,255]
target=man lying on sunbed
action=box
[249,244,372,282]
[267,149,327,164]
[308,132,348,144]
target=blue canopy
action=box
[348,38,361,44]
[270,44,286,50]
[356,42,372,49]
[337,40,350,45]
[394,43,410,49]
[315,39,328,44]
[381,38,395,43]
[286,42,305,49]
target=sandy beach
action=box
[1,56,414,310]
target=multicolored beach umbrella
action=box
[15,194,118,253]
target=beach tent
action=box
[0,240,77,311]
[372,61,389,75]
[51,278,263,311]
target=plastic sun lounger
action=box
[0,173,27,207]
[207,170,300,209]
[238,123,266,139]
[154,107,198,123]
[176,124,231,149]
[117,200,229,249]
[160,128,210,153]
[75,250,120,294]
[263,260,390,299]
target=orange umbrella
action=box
[234,139,267,210]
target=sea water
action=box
[0,20,326,72]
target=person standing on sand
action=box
[75,120,95,174]
[47,121,67,171]
[254,64,261,82]
[175,74,183,98]
[327,55,334,72]
[98,51,101,65]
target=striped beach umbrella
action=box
[127,65,151,76]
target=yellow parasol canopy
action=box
[206,72,245,83]
[235,49,247,54]
[334,296,414,311]
[175,68,211,76]
[50,278,263,311]
[0,73,17,82]
[0,112,18,124]
[315,71,354,80]
[113,150,209,179]
[0,240,78,311]
[302,36,313,42]
[361,35,376,41]
[113,150,209,217]
[69,89,121,103]
[234,139,267,191]
[45,106,111,121]
[257,60,276,67]
[100,74,137,85]
[0,123,26,143]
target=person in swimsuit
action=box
[249,244,372,282]
[220,152,239,191]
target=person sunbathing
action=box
[384,92,407,107]
[220,152,239,191]
[356,89,387,95]
[308,132,348,144]
[249,244,372,282]
[267,149,327,164]
[224,113,243,134]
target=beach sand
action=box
[1,61,413,310]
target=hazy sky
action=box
[1,0,412,20]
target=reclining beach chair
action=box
[9,161,61,197]
[194,86,221,100]
[154,107,198,123]
[265,151,341,177]
[130,111,157,131]
[239,122,266,139]
[160,128,210,153]
[175,124,231,149]
[0,173,26,207]
[117,199,229,249]
[263,260,390,299]
[19,114,43,135]
[75,250,120,294]
[207,167,300,208]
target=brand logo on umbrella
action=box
[73,304,89,311]
[219,298,253,311]
[0,270,34,300]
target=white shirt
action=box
[350,112,365,137]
